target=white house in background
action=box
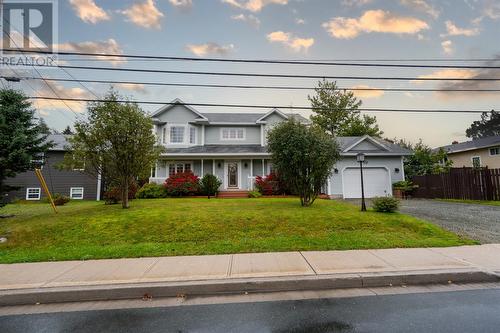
[150,99,411,198]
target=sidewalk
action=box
[1,244,499,306]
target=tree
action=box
[466,110,499,139]
[309,79,383,137]
[61,91,161,208]
[0,89,52,208]
[62,125,73,135]
[389,138,452,178]
[267,119,340,207]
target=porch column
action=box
[201,159,204,176]
[212,159,215,175]
[250,159,253,177]
[262,159,265,176]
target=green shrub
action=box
[372,196,400,213]
[136,183,166,199]
[200,174,222,198]
[52,193,70,206]
[248,190,262,198]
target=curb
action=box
[1,268,498,306]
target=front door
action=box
[227,162,239,188]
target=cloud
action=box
[441,40,453,55]
[484,0,500,19]
[168,0,193,10]
[120,0,164,29]
[221,0,288,12]
[415,69,477,81]
[295,18,305,25]
[442,20,480,37]
[322,10,429,39]
[341,0,372,6]
[185,42,235,56]
[266,31,314,52]
[57,39,124,66]
[231,13,261,28]
[34,81,92,113]
[115,83,147,93]
[69,0,110,24]
[399,0,439,19]
[431,56,500,100]
[350,85,384,99]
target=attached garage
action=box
[342,167,391,198]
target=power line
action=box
[3,48,500,69]
[27,97,496,113]
[1,23,81,117]
[9,63,500,81]
[6,76,500,92]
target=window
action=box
[170,126,185,143]
[151,166,156,178]
[168,162,192,176]
[221,128,245,140]
[30,153,45,169]
[472,156,481,168]
[26,188,41,200]
[189,127,196,144]
[70,187,84,200]
[490,147,500,156]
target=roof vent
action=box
[452,141,459,144]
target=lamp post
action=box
[356,153,367,212]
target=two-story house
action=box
[150,100,411,198]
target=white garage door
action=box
[343,167,391,198]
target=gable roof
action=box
[151,98,208,121]
[255,108,289,123]
[437,136,500,154]
[336,136,412,156]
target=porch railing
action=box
[247,176,256,191]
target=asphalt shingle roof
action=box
[198,112,310,124]
[46,134,70,151]
[437,136,500,154]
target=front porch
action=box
[150,158,273,191]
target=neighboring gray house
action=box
[4,134,100,201]
[150,100,411,198]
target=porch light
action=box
[395,168,400,173]
[334,168,339,174]
[217,162,221,168]
[356,153,365,163]
[244,162,248,168]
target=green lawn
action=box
[437,199,500,206]
[0,198,475,263]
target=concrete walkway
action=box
[1,244,499,291]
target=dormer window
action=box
[221,128,245,140]
[170,126,185,143]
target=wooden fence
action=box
[411,167,500,201]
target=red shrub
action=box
[255,173,288,195]
[164,172,201,196]
[103,181,138,204]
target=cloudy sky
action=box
[6,0,500,147]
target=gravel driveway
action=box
[400,200,500,244]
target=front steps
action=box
[218,191,249,198]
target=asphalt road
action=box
[399,199,500,243]
[2,288,500,333]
